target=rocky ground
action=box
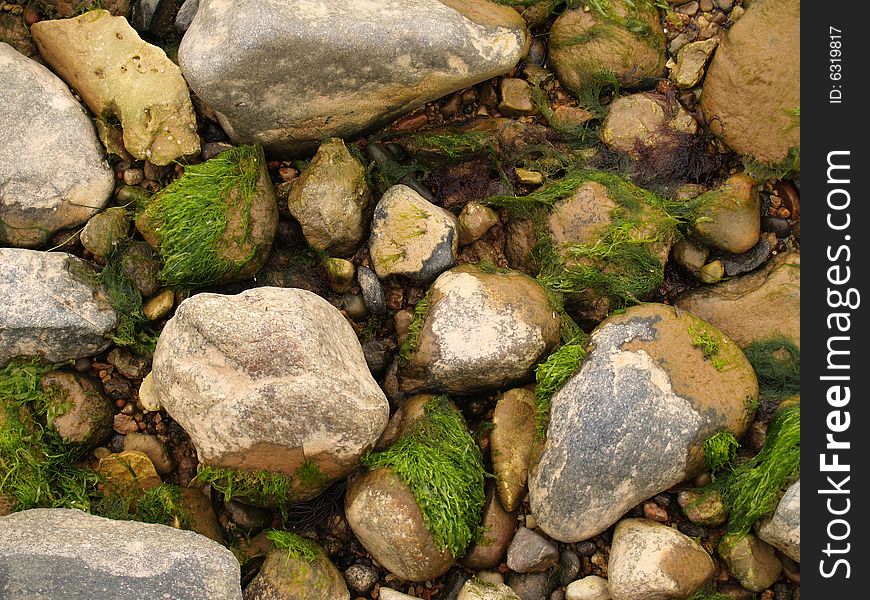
[0,1,800,600]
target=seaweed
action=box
[398,291,432,364]
[742,146,801,181]
[266,530,319,562]
[742,337,800,402]
[703,431,739,475]
[689,323,730,371]
[92,483,190,529]
[196,465,297,515]
[534,333,589,438]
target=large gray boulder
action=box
[0,249,118,368]
[529,304,758,542]
[151,287,389,502]
[178,0,529,155]
[0,43,113,248]
[0,508,242,600]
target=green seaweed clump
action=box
[295,459,328,490]
[534,333,589,438]
[742,337,800,402]
[685,583,733,600]
[138,145,263,287]
[92,483,190,529]
[97,250,159,356]
[398,291,432,364]
[361,396,485,558]
[196,464,297,514]
[266,530,319,562]
[688,324,729,371]
[703,431,739,476]
[742,146,801,181]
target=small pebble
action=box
[676,1,699,16]
[699,260,724,283]
[74,357,91,373]
[357,266,387,316]
[576,541,597,557]
[699,0,713,11]
[643,501,669,522]
[123,168,145,186]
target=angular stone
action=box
[757,479,800,562]
[718,533,782,593]
[492,388,537,512]
[675,252,800,348]
[179,0,528,155]
[459,579,523,600]
[506,527,559,574]
[499,78,538,117]
[529,304,758,542]
[243,547,349,600]
[97,451,162,497]
[151,287,389,503]
[32,10,200,165]
[0,43,113,248]
[459,201,500,245]
[0,249,118,368]
[600,92,697,158]
[144,289,175,321]
[39,371,113,448]
[608,519,714,600]
[461,485,518,570]
[400,265,560,395]
[690,174,760,254]
[369,185,459,283]
[0,508,242,600]
[671,38,719,89]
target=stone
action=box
[179,0,528,155]
[718,533,782,593]
[506,527,559,574]
[700,0,800,165]
[0,508,241,600]
[461,485,519,570]
[609,519,714,600]
[757,479,800,562]
[675,252,800,348]
[369,185,459,283]
[338,293,369,321]
[97,451,162,497]
[690,174,760,254]
[123,432,176,474]
[380,590,420,600]
[345,468,453,582]
[506,572,552,600]
[39,371,113,448]
[243,547,349,600]
[720,236,772,277]
[0,249,118,368]
[499,78,538,117]
[459,202,500,245]
[515,169,545,186]
[400,265,560,395]
[358,266,387,316]
[678,488,727,527]
[138,373,161,412]
[107,348,150,379]
[180,487,225,544]
[118,241,162,298]
[459,579,522,600]
[32,10,200,165]
[565,576,610,600]
[600,92,697,158]
[343,562,379,595]
[286,138,372,257]
[558,551,582,586]
[671,38,719,89]
[325,258,356,294]
[151,287,389,503]
[671,238,709,274]
[528,304,758,542]
[224,499,272,531]
[0,43,114,248]
[80,207,131,258]
[175,0,199,31]
[549,1,665,95]
[144,289,175,321]
[492,388,537,512]
[699,260,724,284]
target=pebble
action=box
[344,562,379,595]
[720,237,773,276]
[762,216,792,238]
[506,527,559,573]
[224,499,273,531]
[676,1,699,15]
[357,266,387,316]
[338,293,369,321]
[565,576,610,600]
[558,550,582,585]
[576,541,597,557]
[143,289,175,321]
[123,433,175,474]
[74,357,91,373]
[642,501,669,522]
[506,571,551,600]
[713,0,734,11]
[499,78,538,117]
[700,260,725,283]
[326,258,356,294]
[700,0,714,11]
[123,168,145,186]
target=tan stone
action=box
[459,202,500,245]
[243,546,349,600]
[690,174,760,254]
[143,288,175,321]
[98,451,162,497]
[672,38,719,89]
[40,371,113,448]
[492,388,536,512]
[600,92,697,158]
[461,485,519,570]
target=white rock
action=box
[757,479,800,562]
[565,576,611,600]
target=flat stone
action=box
[757,479,800,562]
[0,249,118,367]
[719,237,773,277]
[0,43,113,248]
[506,527,559,574]
[0,508,241,600]
[32,10,200,165]
[459,579,523,600]
[179,0,528,155]
[671,38,719,89]
[492,388,537,512]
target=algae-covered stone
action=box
[179,0,528,155]
[718,533,782,593]
[118,241,163,298]
[678,488,727,527]
[549,0,665,95]
[529,304,758,542]
[97,450,163,497]
[600,92,697,158]
[287,138,372,257]
[700,0,800,166]
[690,174,760,254]
[136,145,277,287]
[399,265,560,395]
[31,10,199,165]
[492,388,537,512]
[369,184,459,283]
[80,207,131,258]
[39,371,113,448]
[0,43,114,248]
[244,544,349,600]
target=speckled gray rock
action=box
[0,249,118,368]
[506,527,559,574]
[358,266,387,316]
[151,287,389,504]
[369,185,459,283]
[179,0,528,155]
[565,576,610,600]
[459,579,522,600]
[0,508,242,600]
[175,0,200,32]
[507,572,552,600]
[757,479,800,562]
[608,519,714,600]
[400,265,560,395]
[0,43,113,248]
[529,304,758,542]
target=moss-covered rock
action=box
[97,451,162,498]
[39,371,113,449]
[80,207,131,259]
[718,533,782,593]
[690,174,760,254]
[243,537,349,600]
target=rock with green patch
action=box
[608,518,715,600]
[325,258,356,294]
[0,508,242,599]
[178,0,528,155]
[600,92,697,158]
[98,450,163,497]
[675,252,800,348]
[460,484,519,570]
[700,0,800,166]
[39,371,113,448]
[0,249,118,368]
[756,478,799,562]
[690,174,760,254]
[116,241,163,298]
[399,265,560,395]
[548,0,665,97]
[80,207,132,259]
[346,396,484,581]
[243,543,349,600]
[136,145,278,287]
[151,287,389,506]
[678,488,727,527]
[287,138,372,257]
[123,432,176,475]
[459,579,522,600]
[31,10,199,165]
[492,387,537,512]
[671,38,719,89]
[0,43,114,248]
[528,304,758,542]
[369,185,459,283]
[718,533,782,592]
